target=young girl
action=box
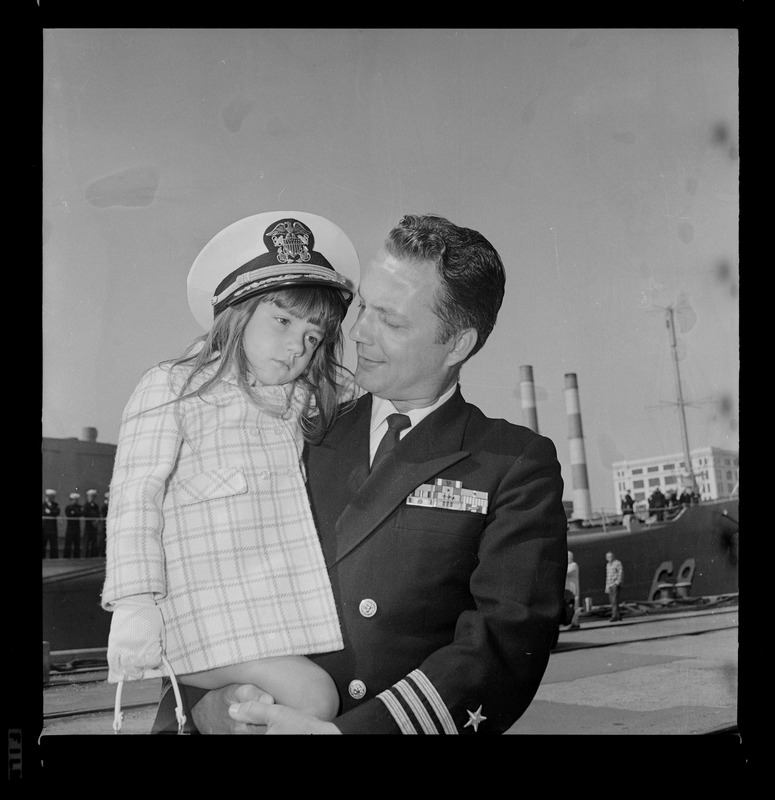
[101,211,358,731]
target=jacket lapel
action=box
[331,388,471,565]
[307,395,372,564]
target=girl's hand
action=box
[107,594,165,682]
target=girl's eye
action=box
[306,334,320,346]
[275,317,289,326]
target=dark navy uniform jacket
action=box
[65,502,83,530]
[153,387,566,735]
[305,388,567,734]
[82,500,101,529]
[42,501,60,532]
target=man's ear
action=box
[446,328,478,367]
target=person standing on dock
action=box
[98,491,109,557]
[605,551,623,622]
[42,489,60,559]
[82,489,101,557]
[64,493,82,559]
[565,551,581,629]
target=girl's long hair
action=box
[163,285,354,442]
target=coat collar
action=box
[314,388,472,566]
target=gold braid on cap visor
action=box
[211,264,351,308]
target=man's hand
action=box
[192,684,274,734]
[228,697,342,735]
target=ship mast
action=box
[665,305,699,494]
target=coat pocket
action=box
[173,467,248,507]
[395,503,486,539]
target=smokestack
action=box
[564,373,592,520]
[80,427,98,443]
[519,365,539,433]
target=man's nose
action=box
[349,308,370,344]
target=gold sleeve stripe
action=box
[393,679,439,734]
[408,669,458,734]
[376,689,418,734]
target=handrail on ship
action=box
[566,493,739,531]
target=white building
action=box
[612,446,739,509]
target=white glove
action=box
[107,594,166,684]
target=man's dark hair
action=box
[384,214,505,360]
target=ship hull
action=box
[566,497,739,606]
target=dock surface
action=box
[509,607,737,735]
[38,603,739,737]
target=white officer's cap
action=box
[187,211,359,331]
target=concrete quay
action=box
[38,604,740,739]
[507,606,739,735]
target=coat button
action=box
[358,598,377,618]
[348,680,367,700]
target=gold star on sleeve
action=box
[463,705,487,732]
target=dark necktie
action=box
[371,413,412,472]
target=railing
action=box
[568,507,685,531]
[568,493,738,531]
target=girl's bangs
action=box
[263,286,345,330]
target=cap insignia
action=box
[266,220,313,265]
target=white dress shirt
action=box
[369,383,458,466]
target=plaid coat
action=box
[101,362,343,675]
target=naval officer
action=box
[42,489,60,559]
[153,213,567,734]
[64,492,83,559]
[82,489,101,557]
